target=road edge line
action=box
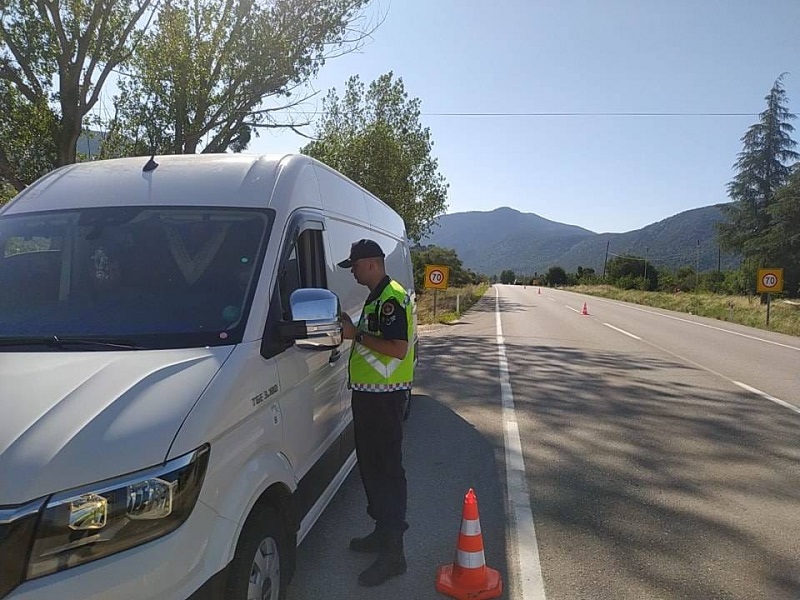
[496,287,547,600]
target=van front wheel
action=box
[225,505,291,600]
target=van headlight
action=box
[26,445,209,580]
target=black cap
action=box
[337,239,385,268]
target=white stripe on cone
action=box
[460,518,482,536]
[456,549,486,569]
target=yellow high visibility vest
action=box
[349,279,414,392]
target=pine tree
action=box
[764,169,800,295]
[718,74,799,272]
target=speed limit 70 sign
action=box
[757,268,783,293]
[424,264,450,290]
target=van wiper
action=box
[0,336,147,350]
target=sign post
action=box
[756,268,783,326]
[424,264,450,322]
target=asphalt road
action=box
[289,285,800,600]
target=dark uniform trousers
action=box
[351,389,409,533]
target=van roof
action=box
[2,154,292,215]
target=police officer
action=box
[338,239,414,587]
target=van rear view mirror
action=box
[281,288,343,350]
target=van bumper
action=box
[6,501,230,600]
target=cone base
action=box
[435,564,503,600]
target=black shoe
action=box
[349,529,384,553]
[358,552,407,587]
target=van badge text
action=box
[252,385,279,407]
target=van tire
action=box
[224,504,291,600]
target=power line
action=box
[422,111,759,117]
[81,105,761,120]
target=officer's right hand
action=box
[341,313,357,339]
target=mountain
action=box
[421,205,740,276]
[77,130,106,158]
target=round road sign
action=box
[761,273,778,289]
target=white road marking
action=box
[582,294,800,352]
[564,305,580,313]
[603,322,641,340]
[496,288,547,600]
[602,324,800,417]
[733,381,800,415]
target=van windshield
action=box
[0,206,273,350]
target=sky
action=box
[250,0,800,234]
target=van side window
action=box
[264,225,327,359]
[297,228,327,288]
[279,245,301,320]
[277,228,327,320]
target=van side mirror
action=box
[279,288,343,349]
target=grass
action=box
[571,284,800,337]
[415,283,490,325]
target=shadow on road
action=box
[417,324,800,599]
[289,393,507,600]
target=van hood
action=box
[0,347,232,505]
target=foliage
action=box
[303,72,448,242]
[545,266,568,286]
[104,0,371,157]
[411,245,482,293]
[415,283,489,325]
[718,74,798,279]
[572,285,800,337]
[573,266,598,284]
[0,85,57,189]
[0,0,159,188]
[605,255,659,290]
[0,181,17,205]
[499,269,515,284]
[763,169,800,295]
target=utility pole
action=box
[695,239,700,290]
[643,247,648,288]
[602,240,610,281]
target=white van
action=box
[0,154,417,600]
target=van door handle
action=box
[329,349,342,364]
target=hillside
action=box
[422,205,740,276]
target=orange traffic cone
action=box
[436,489,502,600]
[537,287,541,294]
[581,302,589,315]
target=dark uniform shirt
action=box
[363,276,408,343]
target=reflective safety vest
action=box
[349,279,414,392]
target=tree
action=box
[410,245,479,292]
[104,0,372,157]
[302,72,448,242]
[0,85,57,190]
[0,0,159,189]
[545,266,568,286]
[606,255,659,290]
[574,266,598,284]
[764,169,800,295]
[499,270,515,284]
[0,181,16,205]
[718,74,799,270]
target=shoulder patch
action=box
[382,302,396,316]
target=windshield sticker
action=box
[162,222,230,284]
